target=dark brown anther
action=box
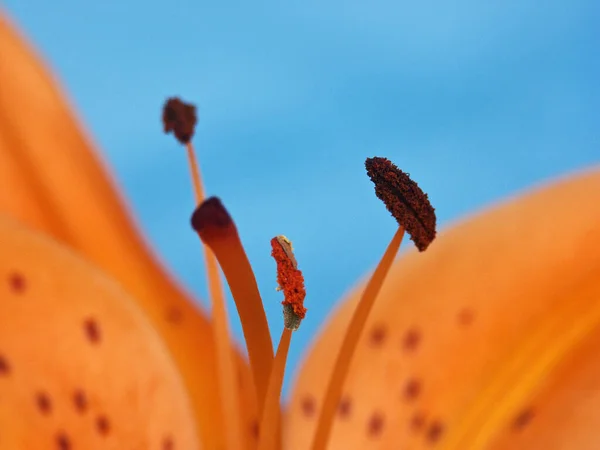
[365,157,437,251]
[162,97,198,144]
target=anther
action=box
[365,157,437,251]
[271,236,306,330]
[162,97,198,145]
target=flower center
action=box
[163,97,436,450]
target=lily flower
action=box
[2,9,600,450]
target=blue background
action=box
[3,0,599,395]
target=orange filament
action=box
[191,197,274,412]
[310,226,406,450]
[186,143,203,201]
[257,328,292,450]
[184,144,244,449]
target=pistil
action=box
[191,197,274,411]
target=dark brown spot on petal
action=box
[73,390,88,413]
[96,415,110,435]
[402,328,422,352]
[426,419,445,443]
[8,272,25,293]
[403,378,422,401]
[165,307,183,324]
[457,308,475,327]
[365,157,437,251]
[251,420,259,439]
[162,435,174,450]
[301,395,316,417]
[83,318,101,344]
[367,411,385,438]
[35,391,52,415]
[338,396,352,418]
[56,432,71,450]
[369,324,387,347]
[0,355,10,375]
[512,408,535,431]
[410,411,427,432]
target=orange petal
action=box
[0,12,257,448]
[286,166,600,449]
[0,214,200,449]
[484,317,600,450]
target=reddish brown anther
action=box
[271,236,306,330]
[162,97,198,144]
[365,157,437,251]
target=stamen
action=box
[258,235,305,449]
[310,156,437,450]
[161,97,204,200]
[163,98,243,448]
[191,197,274,411]
[365,156,436,251]
[271,236,306,330]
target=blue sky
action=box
[3,0,598,395]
